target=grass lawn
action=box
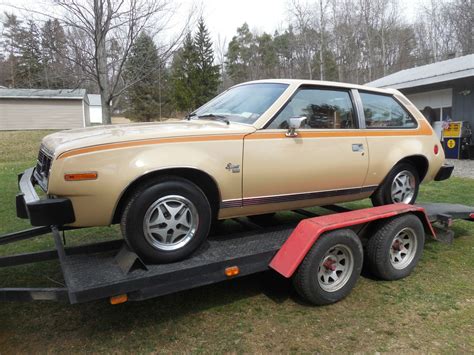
[0,130,473,353]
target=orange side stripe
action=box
[58,121,432,159]
[248,121,433,140]
[57,134,246,159]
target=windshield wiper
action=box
[196,113,230,125]
[185,112,196,120]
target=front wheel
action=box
[120,177,211,263]
[371,162,419,206]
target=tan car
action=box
[17,79,453,263]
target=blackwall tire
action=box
[371,162,420,206]
[120,176,211,263]
[365,214,425,281]
[293,229,363,306]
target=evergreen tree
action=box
[124,32,161,122]
[15,20,44,88]
[171,33,198,112]
[41,19,71,89]
[193,17,220,106]
[226,23,255,83]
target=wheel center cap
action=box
[392,239,402,251]
[323,257,337,271]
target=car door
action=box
[242,85,369,212]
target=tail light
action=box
[434,144,439,155]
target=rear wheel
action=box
[293,229,363,305]
[365,214,425,280]
[371,162,419,206]
[121,177,211,263]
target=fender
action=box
[269,204,435,278]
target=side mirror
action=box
[286,116,307,137]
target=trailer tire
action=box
[365,214,425,281]
[293,229,363,306]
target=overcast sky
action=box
[1,0,421,48]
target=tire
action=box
[371,162,420,206]
[292,229,363,306]
[120,176,211,263]
[365,214,425,281]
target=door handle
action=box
[352,143,364,152]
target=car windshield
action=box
[191,83,289,124]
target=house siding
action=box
[0,98,85,130]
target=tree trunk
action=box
[319,0,324,80]
[94,0,112,124]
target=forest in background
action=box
[0,0,472,122]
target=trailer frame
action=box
[1,203,473,305]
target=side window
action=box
[268,87,357,129]
[360,92,418,129]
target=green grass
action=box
[0,131,473,353]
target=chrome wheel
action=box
[389,227,418,270]
[391,170,416,203]
[143,195,199,251]
[317,244,354,292]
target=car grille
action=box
[35,145,53,190]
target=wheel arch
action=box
[395,155,429,182]
[111,167,222,224]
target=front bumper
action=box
[434,163,454,181]
[16,167,75,226]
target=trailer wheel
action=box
[293,229,363,306]
[365,214,425,281]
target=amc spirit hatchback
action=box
[17,79,453,263]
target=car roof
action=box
[237,79,399,95]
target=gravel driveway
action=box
[446,159,474,179]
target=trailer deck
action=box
[1,203,473,305]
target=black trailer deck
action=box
[1,203,473,304]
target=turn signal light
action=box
[110,294,128,305]
[434,144,439,155]
[225,266,240,277]
[64,172,98,181]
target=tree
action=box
[40,19,75,89]
[171,33,199,112]
[124,32,161,122]
[20,0,190,123]
[2,13,23,87]
[226,23,256,83]
[193,17,220,106]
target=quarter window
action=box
[360,92,418,129]
[268,87,357,129]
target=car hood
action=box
[42,120,256,157]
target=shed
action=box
[366,54,474,128]
[0,88,90,130]
[87,94,103,124]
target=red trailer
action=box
[0,203,473,305]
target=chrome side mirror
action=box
[286,116,307,137]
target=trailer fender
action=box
[269,204,435,278]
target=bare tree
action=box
[57,0,192,123]
[10,0,193,123]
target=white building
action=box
[87,94,103,124]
